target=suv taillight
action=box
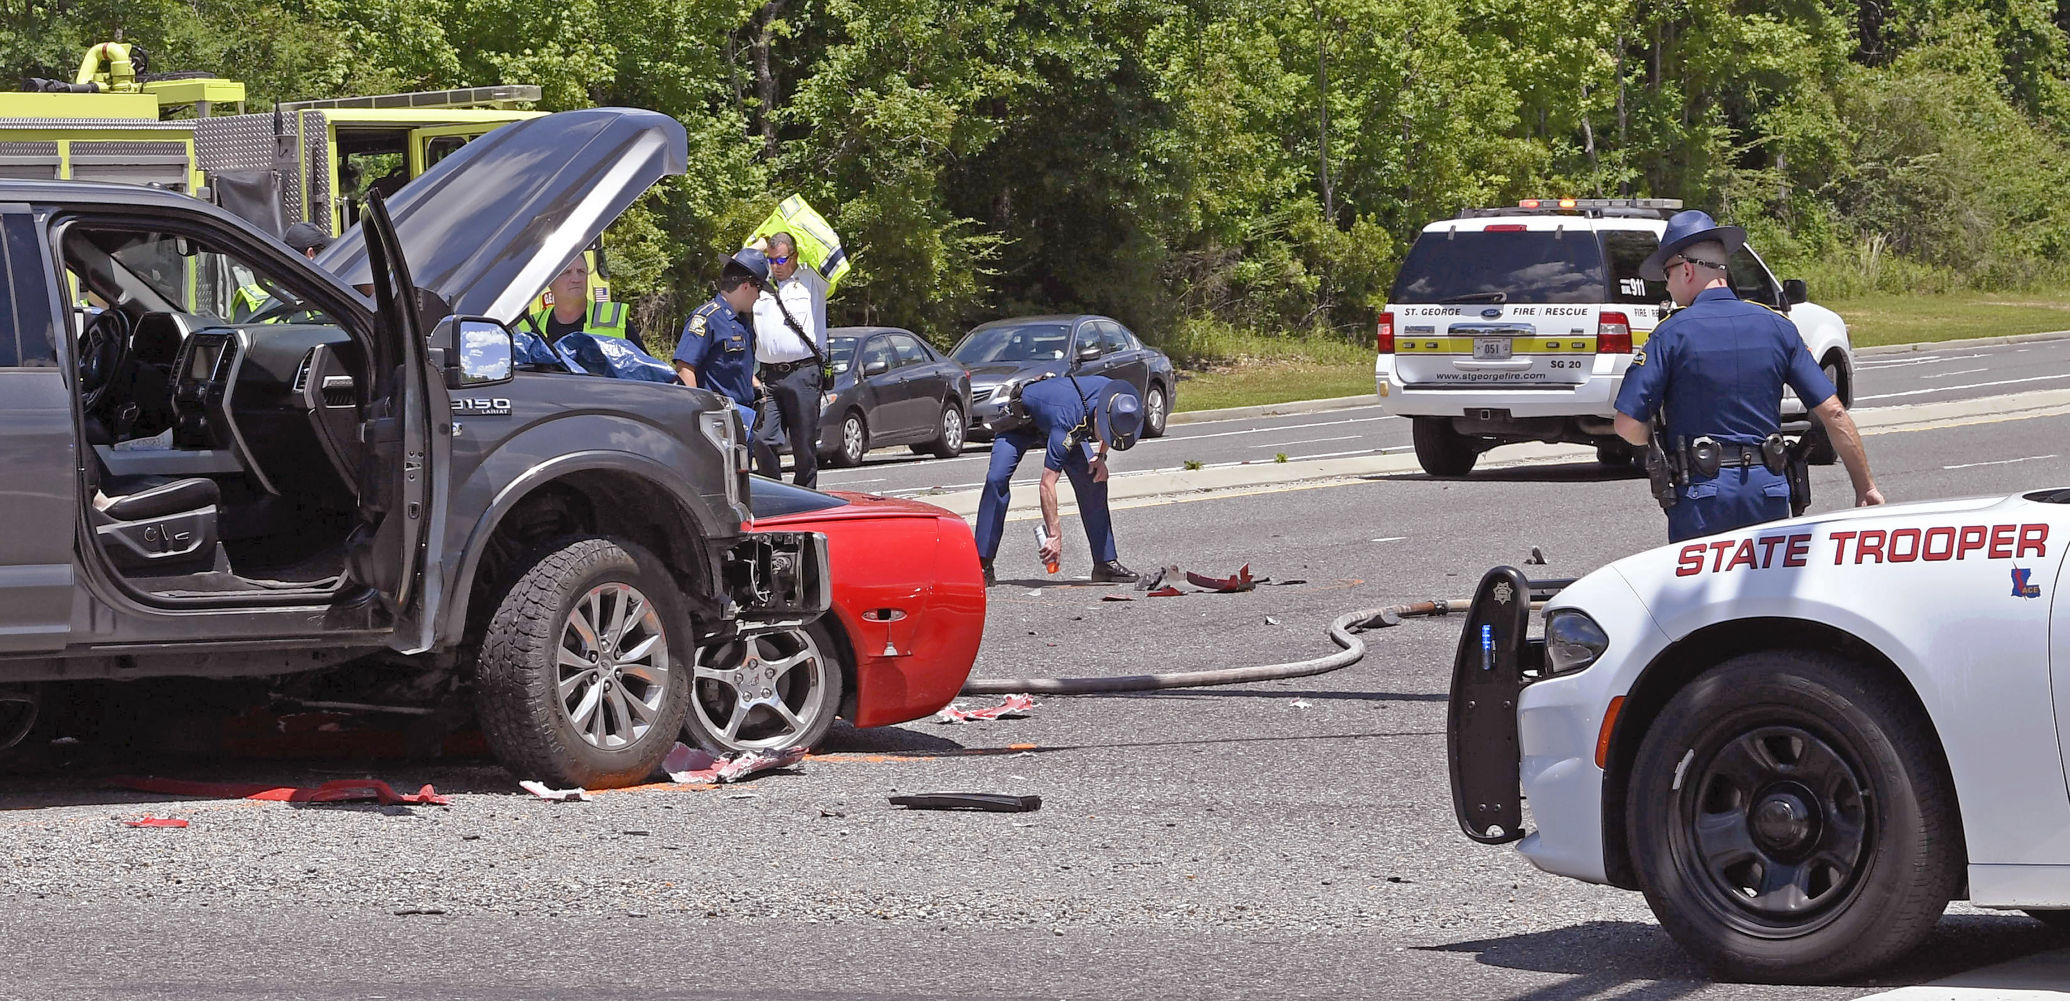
[1598,312,1632,354]
[1377,311,1395,353]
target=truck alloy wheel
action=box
[1627,651,1960,982]
[474,537,692,789]
[685,623,843,754]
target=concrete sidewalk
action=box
[930,386,2070,522]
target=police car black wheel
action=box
[1628,650,1960,983]
[1412,418,1478,477]
[473,537,695,790]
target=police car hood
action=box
[319,108,687,323]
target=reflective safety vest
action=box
[744,194,851,295]
[526,301,628,340]
[230,283,270,322]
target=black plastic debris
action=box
[889,793,1042,813]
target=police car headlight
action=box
[1543,609,1609,676]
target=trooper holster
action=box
[1643,415,1683,512]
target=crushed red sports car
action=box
[681,480,987,753]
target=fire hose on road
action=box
[960,597,1483,696]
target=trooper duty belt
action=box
[1681,434,1789,479]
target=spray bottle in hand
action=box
[1032,523,1060,575]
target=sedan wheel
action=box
[833,412,867,467]
[1144,384,1169,438]
[685,623,845,754]
[922,403,965,458]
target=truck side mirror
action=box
[1783,278,1808,305]
[431,315,515,388]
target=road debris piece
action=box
[1101,594,1134,602]
[662,743,808,783]
[1265,616,1280,625]
[1526,546,1547,565]
[934,694,1037,724]
[1146,585,1184,598]
[108,776,450,806]
[889,793,1042,813]
[1186,563,1256,593]
[393,907,446,916]
[1290,699,1313,709]
[124,816,188,829]
[1136,566,1175,591]
[1259,577,1308,586]
[519,780,592,802]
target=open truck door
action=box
[347,191,448,654]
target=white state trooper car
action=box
[1449,490,2070,982]
[1375,198,1854,476]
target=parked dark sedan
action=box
[950,314,1175,440]
[811,326,972,466]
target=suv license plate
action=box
[1474,337,1512,360]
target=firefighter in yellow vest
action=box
[523,255,646,354]
[232,223,333,321]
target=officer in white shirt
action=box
[751,232,831,487]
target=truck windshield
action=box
[1391,231,1606,305]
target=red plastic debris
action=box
[106,776,450,806]
[1146,585,1184,597]
[124,816,188,829]
[662,744,808,783]
[934,694,1037,724]
[1185,563,1255,593]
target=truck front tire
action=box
[474,536,693,789]
[1412,417,1479,477]
[1627,651,1959,983]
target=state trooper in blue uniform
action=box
[975,375,1144,586]
[672,248,779,474]
[1615,210,1883,542]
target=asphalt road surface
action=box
[810,333,2070,499]
[8,347,2070,999]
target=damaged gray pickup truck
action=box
[0,109,827,787]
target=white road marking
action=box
[1856,373,2070,402]
[1944,454,2057,470]
[1158,414,1400,444]
[1371,536,1408,543]
[1853,946,2070,1000]
[1251,435,1361,448]
[1164,402,1394,429]
[1922,367,1989,379]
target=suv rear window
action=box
[1390,230,1606,304]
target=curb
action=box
[1855,329,2070,357]
[1167,393,1373,426]
[1162,330,2070,424]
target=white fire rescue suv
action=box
[1449,490,2070,982]
[1374,199,1854,476]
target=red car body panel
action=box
[752,492,985,728]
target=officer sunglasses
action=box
[1666,256,1727,272]
[769,255,792,265]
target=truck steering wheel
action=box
[75,308,130,413]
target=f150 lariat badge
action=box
[453,397,512,416]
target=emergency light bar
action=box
[1458,197,1682,220]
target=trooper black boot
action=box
[981,558,997,587]
[1092,559,1139,584]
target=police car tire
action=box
[1628,651,1960,983]
[1596,441,1636,468]
[472,536,694,790]
[1412,418,1478,477]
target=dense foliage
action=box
[8,0,2067,354]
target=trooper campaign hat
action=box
[1091,381,1144,451]
[725,246,771,287]
[1640,209,1746,282]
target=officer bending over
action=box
[976,375,1143,586]
[672,248,779,475]
[1614,210,1882,543]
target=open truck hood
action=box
[320,107,687,322]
